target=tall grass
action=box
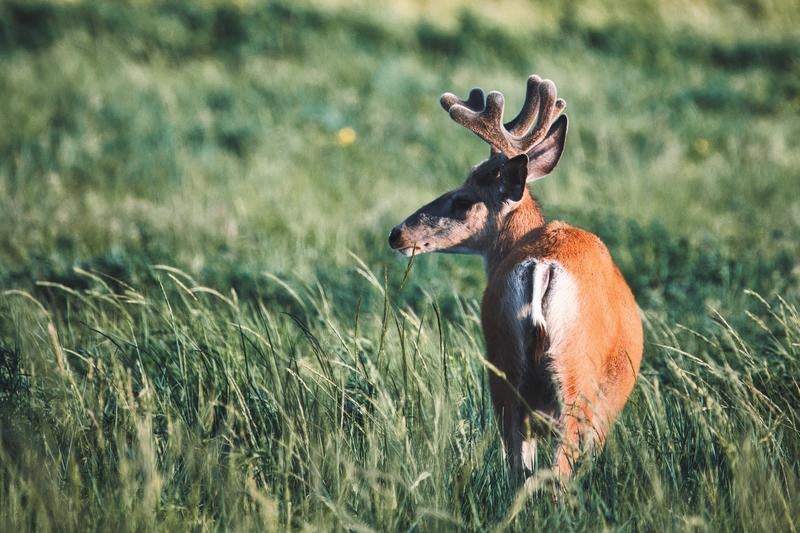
[1,0,799,530]
[1,265,798,530]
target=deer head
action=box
[388,75,568,259]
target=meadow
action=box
[0,0,799,530]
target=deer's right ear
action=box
[526,114,568,181]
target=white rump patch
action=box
[508,259,553,330]
[506,259,578,356]
[530,261,551,331]
[542,265,579,355]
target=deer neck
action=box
[484,191,545,275]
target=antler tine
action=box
[440,75,566,157]
[441,87,513,154]
[504,75,568,139]
[517,79,564,150]
[504,75,542,136]
[447,91,515,155]
[440,88,486,113]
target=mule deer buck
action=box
[388,75,643,482]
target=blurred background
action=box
[0,0,799,530]
[1,0,798,315]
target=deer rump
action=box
[503,259,571,436]
[493,242,639,454]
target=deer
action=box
[388,75,643,483]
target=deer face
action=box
[389,76,568,258]
[389,107,568,257]
[388,156,509,256]
[389,159,499,256]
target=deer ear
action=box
[526,114,568,181]
[500,153,530,202]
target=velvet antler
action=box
[440,75,566,157]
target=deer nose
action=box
[388,226,402,248]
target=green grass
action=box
[1,0,799,530]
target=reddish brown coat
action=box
[481,194,642,476]
[389,74,643,482]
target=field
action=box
[1,0,799,530]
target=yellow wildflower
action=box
[337,127,356,146]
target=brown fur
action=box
[481,192,643,479]
[389,75,643,483]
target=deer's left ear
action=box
[499,153,530,202]
[526,114,568,181]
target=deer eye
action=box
[452,196,476,212]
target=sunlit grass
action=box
[1,264,798,530]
